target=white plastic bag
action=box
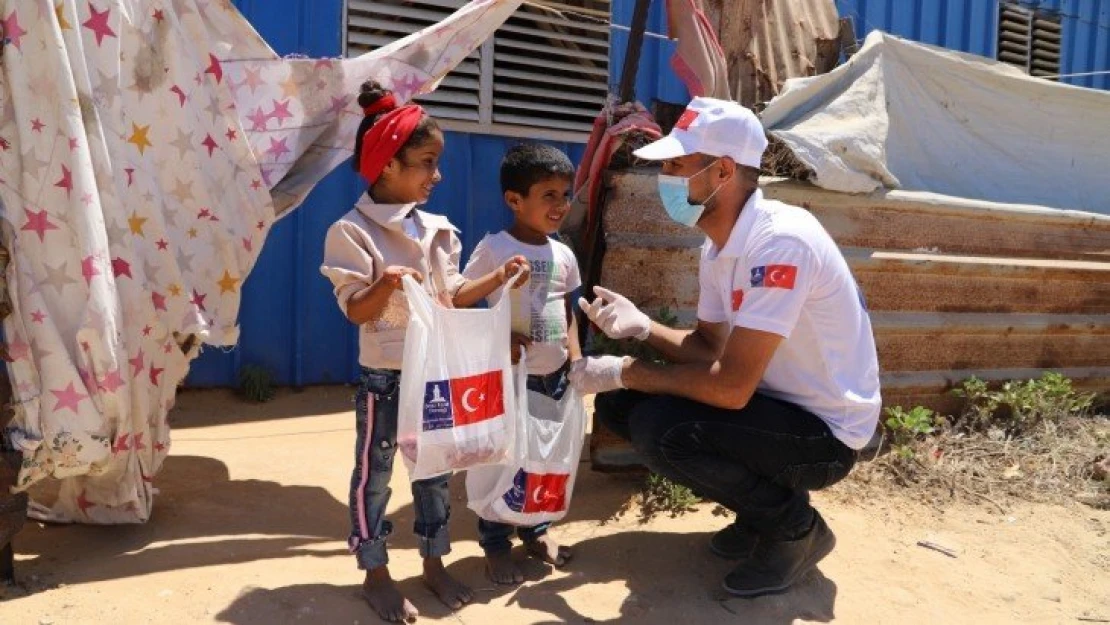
[465,357,588,526]
[397,274,517,481]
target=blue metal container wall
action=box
[188,0,597,386]
[835,0,1109,90]
[609,0,692,105]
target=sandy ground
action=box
[3,386,1109,625]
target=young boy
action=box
[453,143,582,585]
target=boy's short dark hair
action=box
[500,143,575,196]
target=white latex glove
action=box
[578,286,652,341]
[568,355,629,395]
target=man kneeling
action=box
[569,97,881,597]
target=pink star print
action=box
[82,2,117,47]
[243,66,264,94]
[81,255,100,284]
[242,237,252,252]
[31,310,46,324]
[268,99,293,125]
[170,85,187,106]
[21,208,59,242]
[53,165,74,197]
[190,289,207,311]
[4,338,30,362]
[266,136,290,160]
[205,53,223,84]
[156,238,169,251]
[31,118,45,133]
[99,369,125,393]
[394,73,425,101]
[246,106,268,131]
[225,128,237,141]
[77,490,96,514]
[124,167,135,186]
[2,10,27,52]
[132,433,147,451]
[112,433,131,453]
[129,349,145,377]
[149,365,164,385]
[52,382,88,414]
[151,291,167,311]
[111,257,132,278]
[201,134,219,157]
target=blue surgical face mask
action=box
[657,160,722,227]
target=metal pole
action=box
[617,0,652,103]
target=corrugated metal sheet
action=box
[188,0,591,387]
[836,0,1110,91]
[711,0,842,106]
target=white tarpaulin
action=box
[760,31,1110,214]
[0,0,522,523]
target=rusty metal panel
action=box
[712,0,842,106]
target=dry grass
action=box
[841,415,1110,512]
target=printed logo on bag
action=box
[422,380,453,431]
[750,264,797,290]
[422,370,505,431]
[675,109,699,130]
[502,468,569,513]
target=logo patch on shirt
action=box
[731,289,744,311]
[675,109,699,130]
[750,265,798,290]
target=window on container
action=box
[997,2,1062,80]
[344,0,611,140]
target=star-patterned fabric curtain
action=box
[0,0,523,523]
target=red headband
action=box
[362,94,397,117]
[358,104,425,184]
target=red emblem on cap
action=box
[675,109,699,130]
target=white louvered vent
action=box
[345,0,610,138]
[997,3,1062,81]
[346,0,480,122]
[491,1,610,133]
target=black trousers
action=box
[595,390,857,539]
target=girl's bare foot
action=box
[422,557,473,610]
[525,534,572,567]
[485,550,524,585]
[362,566,419,623]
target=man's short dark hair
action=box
[500,143,575,196]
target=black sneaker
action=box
[721,512,835,598]
[709,523,759,559]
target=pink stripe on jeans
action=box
[355,392,375,542]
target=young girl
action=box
[320,81,524,623]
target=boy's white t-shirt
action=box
[697,189,882,450]
[463,231,581,376]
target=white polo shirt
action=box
[697,189,881,449]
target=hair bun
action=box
[357,80,393,111]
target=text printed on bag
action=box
[422,370,505,431]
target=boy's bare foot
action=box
[422,558,473,610]
[485,550,524,585]
[525,534,572,567]
[362,566,419,623]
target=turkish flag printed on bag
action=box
[449,370,505,426]
[502,469,570,513]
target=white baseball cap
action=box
[633,97,767,168]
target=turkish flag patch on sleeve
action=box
[750,264,798,290]
[449,370,504,426]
